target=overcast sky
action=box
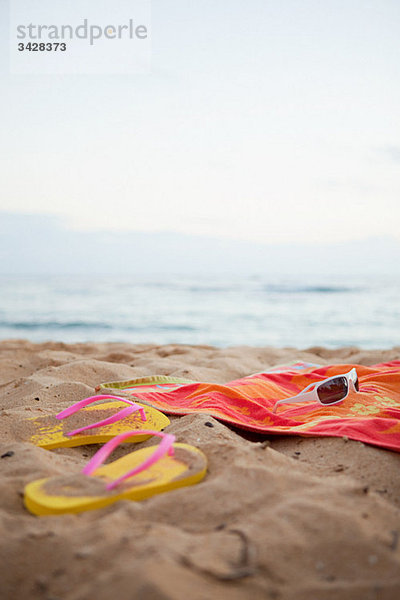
[1,0,399,244]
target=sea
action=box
[0,274,399,349]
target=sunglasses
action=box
[272,368,359,414]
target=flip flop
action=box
[24,430,207,515]
[26,395,170,449]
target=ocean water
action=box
[0,274,399,348]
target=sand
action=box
[1,339,400,600]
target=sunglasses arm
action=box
[272,389,317,414]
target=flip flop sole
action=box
[27,402,170,449]
[24,443,207,515]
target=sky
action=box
[1,0,399,245]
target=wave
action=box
[0,320,114,330]
[262,285,360,294]
[141,282,240,293]
[0,320,197,333]
[128,282,359,294]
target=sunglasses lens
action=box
[354,374,359,391]
[317,376,348,405]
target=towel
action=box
[97,360,400,452]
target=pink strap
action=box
[82,430,176,491]
[55,395,147,437]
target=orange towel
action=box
[97,361,400,451]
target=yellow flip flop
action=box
[27,395,170,449]
[24,430,207,515]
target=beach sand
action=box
[1,340,400,600]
